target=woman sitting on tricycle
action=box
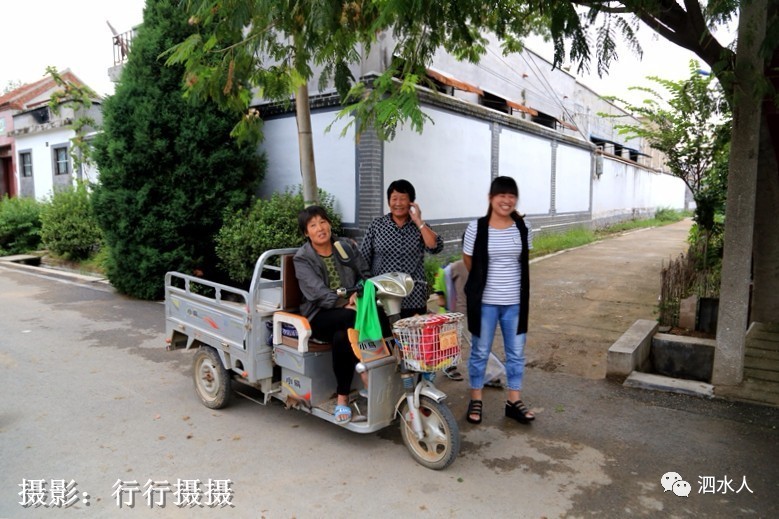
[292,205,373,424]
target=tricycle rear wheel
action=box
[193,346,232,409]
[399,396,460,470]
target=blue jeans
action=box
[468,303,527,391]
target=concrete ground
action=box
[526,219,695,380]
[1,220,778,517]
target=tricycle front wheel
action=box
[399,396,460,470]
[193,346,232,409]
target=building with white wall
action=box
[253,38,688,253]
[10,87,101,200]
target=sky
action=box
[1,0,147,97]
[1,1,731,103]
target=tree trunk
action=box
[712,0,767,385]
[750,48,779,324]
[750,114,779,323]
[296,81,319,207]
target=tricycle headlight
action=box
[375,280,401,295]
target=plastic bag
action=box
[484,352,506,383]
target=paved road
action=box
[528,219,694,379]
[1,229,778,517]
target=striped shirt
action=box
[463,219,532,305]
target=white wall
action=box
[385,106,492,220]
[498,128,552,215]
[555,144,591,213]
[254,104,687,231]
[257,111,357,222]
[649,169,688,208]
[592,157,687,220]
[14,127,73,200]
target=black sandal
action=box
[505,400,535,424]
[444,366,464,381]
[466,400,483,424]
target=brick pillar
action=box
[354,123,385,237]
[491,122,500,179]
[550,140,558,215]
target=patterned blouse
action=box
[360,213,444,311]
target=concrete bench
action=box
[606,319,658,381]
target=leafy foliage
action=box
[215,188,342,284]
[0,196,42,255]
[91,0,264,300]
[603,60,731,233]
[40,183,103,260]
[165,1,368,142]
[46,67,100,172]
[166,2,555,140]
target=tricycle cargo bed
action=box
[164,248,299,384]
[165,273,251,351]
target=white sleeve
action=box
[462,221,477,256]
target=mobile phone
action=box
[410,206,416,214]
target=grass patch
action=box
[530,209,689,259]
[531,226,594,258]
[78,247,109,275]
[44,246,108,276]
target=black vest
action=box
[464,213,530,336]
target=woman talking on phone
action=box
[360,179,443,318]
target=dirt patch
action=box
[525,221,693,380]
[665,326,715,340]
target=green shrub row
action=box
[40,183,103,260]
[0,195,42,255]
[0,186,102,259]
[3,185,693,303]
[215,188,342,284]
[0,184,345,291]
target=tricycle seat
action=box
[273,311,331,352]
[272,255,331,353]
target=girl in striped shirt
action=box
[463,176,535,425]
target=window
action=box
[531,110,557,130]
[53,147,69,175]
[481,91,510,114]
[20,152,33,177]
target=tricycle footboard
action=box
[273,344,336,407]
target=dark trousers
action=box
[310,307,391,397]
[400,307,428,319]
[310,308,359,396]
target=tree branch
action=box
[571,0,631,14]
[629,1,734,88]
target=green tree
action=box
[46,67,100,174]
[92,0,265,300]
[165,0,372,206]
[2,79,23,95]
[524,1,774,384]
[166,1,777,381]
[165,1,547,202]
[604,60,731,233]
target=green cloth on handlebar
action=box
[355,280,383,342]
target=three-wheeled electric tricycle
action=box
[165,247,462,469]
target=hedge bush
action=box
[216,188,342,284]
[0,196,42,255]
[40,183,103,260]
[91,0,264,300]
